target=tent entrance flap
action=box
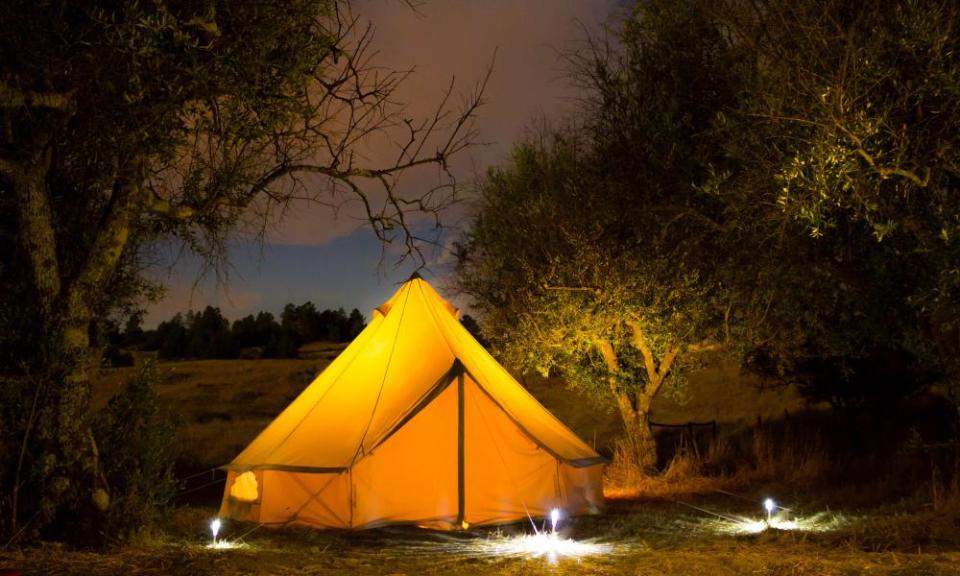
[461,365,609,468]
[365,360,463,455]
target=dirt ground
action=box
[3,495,959,575]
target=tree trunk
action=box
[617,396,658,472]
[7,146,136,536]
[32,310,106,532]
[600,338,662,475]
[611,392,658,474]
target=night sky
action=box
[144,0,620,327]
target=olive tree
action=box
[457,131,728,474]
[712,0,960,402]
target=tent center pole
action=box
[456,365,465,528]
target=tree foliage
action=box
[458,129,728,473]
[458,0,960,475]
[137,304,366,360]
[93,364,178,543]
[0,0,482,542]
[716,0,960,400]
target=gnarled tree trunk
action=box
[599,323,679,477]
[613,392,658,473]
[7,144,141,534]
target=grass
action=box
[95,354,336,471]
[3,498,959,575]
[4,344,954,574]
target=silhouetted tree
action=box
[345,309,366,341]
[187,306,233,359]
[0,0,483,538]
[154,314,189,360]
[459,314,489,349]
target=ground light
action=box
[466,508,615,563]
[471,532,614,563]
[205,518,248,550]
[693,503,848,536]
[713,511,849,535]
[681,494,847,536]
[210,518,221,545]
[764,498,775,524]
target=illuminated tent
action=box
[219,274,605,530]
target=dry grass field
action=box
[4,343,958,575]
[93,343,346,472]
[93,344,804,474]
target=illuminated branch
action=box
[853,148,930,187]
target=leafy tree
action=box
[707,0,960,407]
[281,302,318,346]
[459,314,489,349]
[0,0,483,537]
[572,0,960,418]
[121,312,145,349]
[93,363,178,543]
[320,308,349,341]
[154,314,189,360]
[187,306,233,359]
[230,314,259,351]
[458,130,728,473]
[458,0,759,473]
[459,0,960,472]
[345,308,366,341]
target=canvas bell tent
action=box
[219,275,605,530]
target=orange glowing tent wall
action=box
[219,275,605,530]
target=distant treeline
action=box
[109,303,366,362]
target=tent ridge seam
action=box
[352,284,412,463]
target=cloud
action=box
[262,0,617,246]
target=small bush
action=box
[94,362,179,542]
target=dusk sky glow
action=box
[144,0,619,327]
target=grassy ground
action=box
[7,345,948,574]
[93,344,343,471]
[3,496,959,575]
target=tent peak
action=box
[372,272,460,320]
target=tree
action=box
[707,0,960,406]
[0,0,484,538]
[121,312,145,349]
[187,306,233,358]
[458,0,760,474]
[575,0,960,417]
[459,314,489,349]
[281,302,320,348]
[345,308,366,341]
[155,314,189,360]
[457,130,727,474]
